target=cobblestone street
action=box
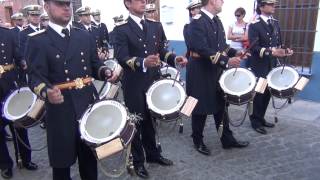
[3,99,320,180]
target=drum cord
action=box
[13,126,47,152]
[227,103,249,127]
[98,144,132,178]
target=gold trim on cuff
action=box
[34,83,46,97]
[210,52,221,64]
[260,48,266,58]
[126,57,137,71]
[164,52,172,63]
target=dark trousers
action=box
[250,89,271,128]
[52,138,97,180]
[0,123,31,170]
[131,110,160,167]
[191,109,236,146]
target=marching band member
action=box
[248,0,293,134]
[26,0,117,179]
[186,0,249,156]
[114,0,187,178]
[91,9,110,49]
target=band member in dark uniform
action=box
[248,0,293,134]
[0,27,38,180]
[26,0,117,179]
[114,0,187,178]
[187,0,250,156]
[11,13,25,34]
[183,0,202,58]
[144,3,157,21]
[40,13,50,29]
[75,6,107,59]
[91,9,110,47]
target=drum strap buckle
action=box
[0,64,14,75]
[74,78,85,89]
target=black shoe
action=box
[1,168,12,179]
[194,143,211,156]
[134,165,149,179]
[146,155,173,166]
[253,127,267,134]
[23,162,38,170]
[222,140,249,149]
[263,121,275,128]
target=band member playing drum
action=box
[114,0,187,178]
[248,0,293,134]
[0,26,38,179]
[186,0,250,156]
[26,0,117,179]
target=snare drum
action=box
[93,80,111,99]
[104,59,123,80]
[79,99,135,147]
[146,79,187,120]
[160,66,180,80]
[267,66,299,98]
[219,68,257,105]
[2,87,45,128]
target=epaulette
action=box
[115,20,127,26]
[271,18,278,22]
[28,29,46,37]
[72,26,81,30]
[251,19,260,24]
[192,14,201,20]
[92,25,98,28]
[0,26,9,30]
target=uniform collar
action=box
[84,24,92,31]
[129,13,145,30]
[201,8,215,20]
[29,23,40,31]
[92,19,100,26]
[260,14,272,23]
[49,21,71,37]
[16,26,23,31]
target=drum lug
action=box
[17,158,23,169]
[179,123,183,134]
[274,117,278,123]
[157,142,162,153]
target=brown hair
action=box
[235,7,246,16]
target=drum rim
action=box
[104,59,118,70]
[93,80,111,99]
[79,100,128,144]
[2,87,37,121]
[146,79,186,116]
[160,66,180,80]
[267,66,299,91]
[219,68,256,96]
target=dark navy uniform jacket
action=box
[0,27,22,126]
[25,26,108,168]
[92,21,109,47]
[186,11,237,114]
[248,16,282,78]
[113,17,176,114]
[75,22,107,50]
[19,25,39,57]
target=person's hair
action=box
[201,0,209,6]
[256,2,267,15]
[235,7,246,16]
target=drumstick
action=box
[233,38,259,76]
[172,68,180,87]
[281,48,289,74]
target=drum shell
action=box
[224,91,255,106]
[269,88,296,99]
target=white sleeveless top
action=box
[229,22,247,50]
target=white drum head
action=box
[104,60,118,71]
[80,100,127,144]
[3,87,37,121]
[267,66,299,91]
[219,68,256,96]
[160,66,179,80]
[93,80,111,99]
[146,79,186,116]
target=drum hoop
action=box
[79,100,128,144]
[93,81,111,99]
[146,79,186,116]
[104,60,118,71]
[219,68,256,96]
[267,66,299,91]
[3,87,37,121]
[160,66,180,80]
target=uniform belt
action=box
[189,51,201,59]
[0,64,15,74]
[55,77,94,90]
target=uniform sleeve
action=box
[114,27,145,72]
[189,19,229,68]
[248,24,272,59]
[157,23,176,67]
[25,37,49,99]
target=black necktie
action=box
[62,28,70,39]
[36,27,40,31]
[267,19,274,33]
[88,27,92,32]
[212,16,218,23]
[140,20,147,35]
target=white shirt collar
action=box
[29,24,40,31]
[49,21,71,37]
[129,13,145,30]
[84,24,92,31]
[201,8,215,20]
[92,19,100,26]
[260,14,272,23]
[16,26,23,31]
